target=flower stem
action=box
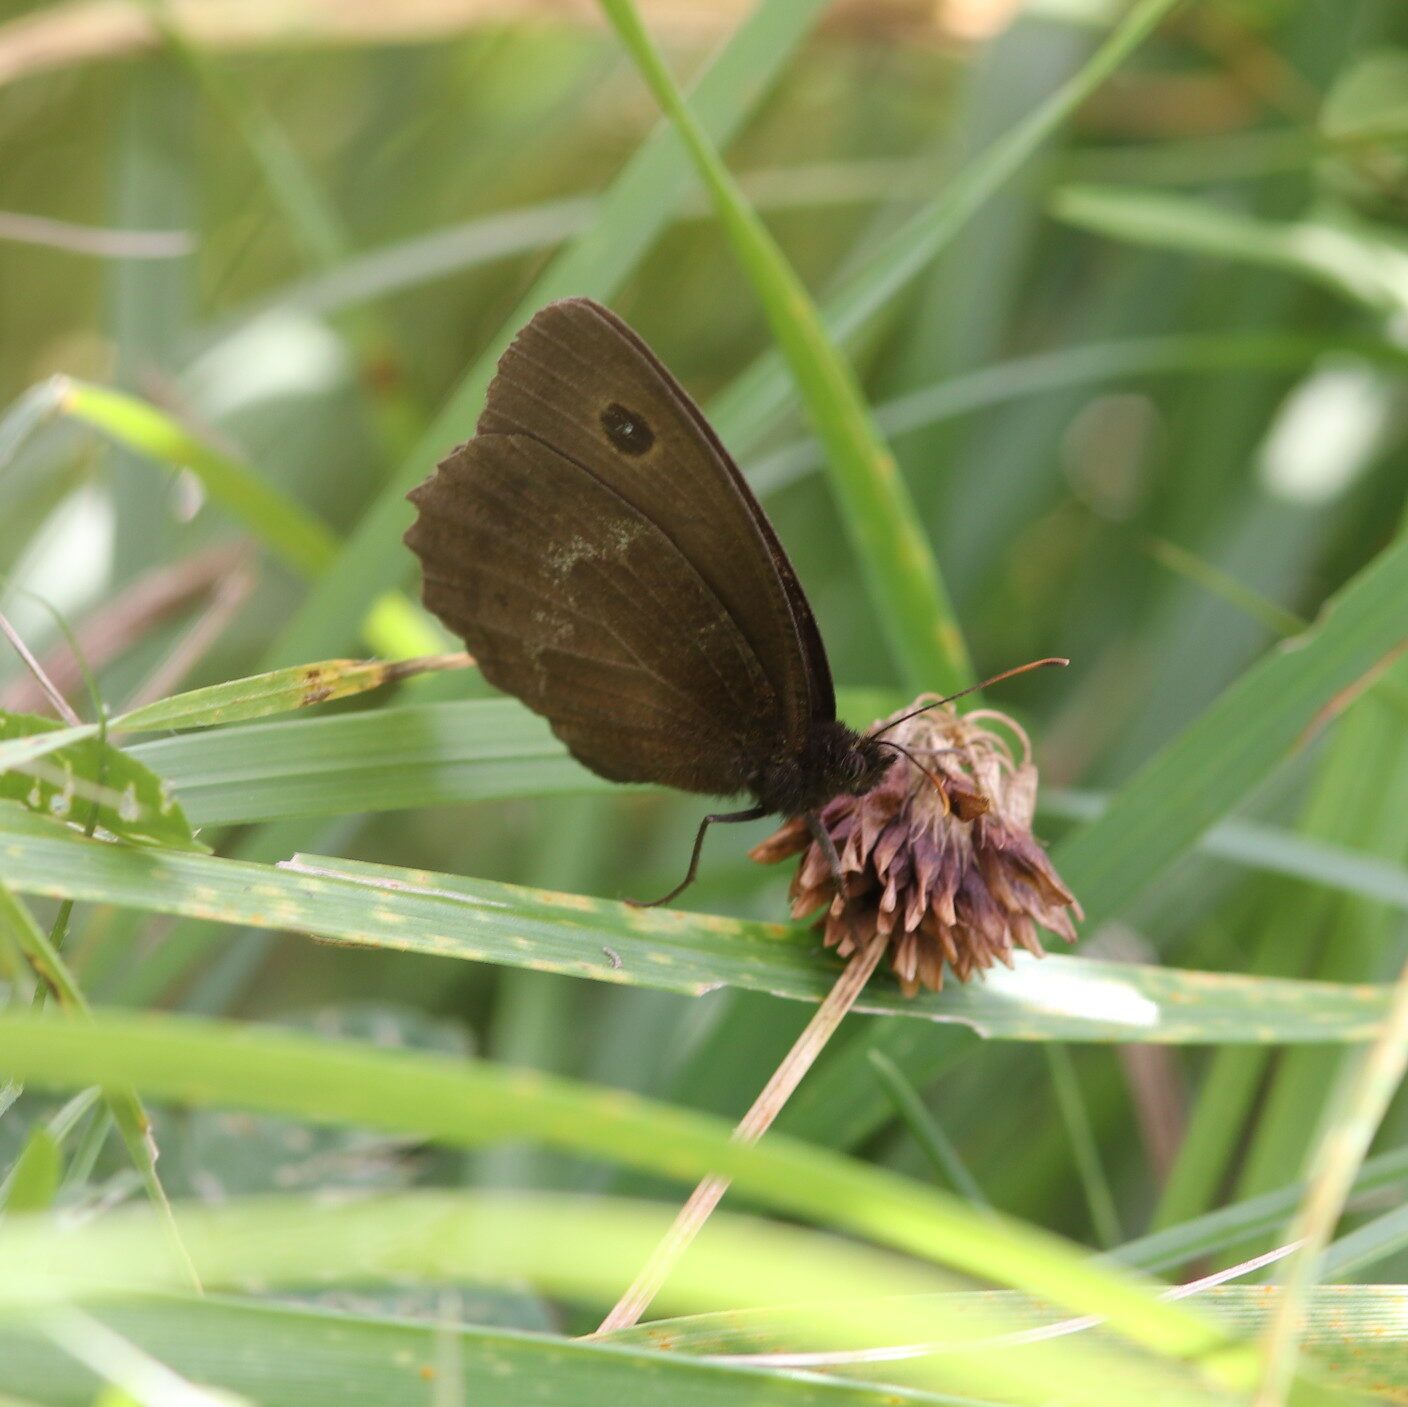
[593,933,887,1334]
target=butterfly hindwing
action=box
[409,432,772,794]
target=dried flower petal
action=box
[750,696,1081,996]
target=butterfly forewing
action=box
[476,300,827,736]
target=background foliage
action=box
[1,0,1407,1402]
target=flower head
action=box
[750,698,1080,996]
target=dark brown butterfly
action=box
[404,297,894,903]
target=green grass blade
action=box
[222,157,935,328]
[60,377,338,577]
[0,1196,1262,1406]
[1053,186,1408,317]
[1115,1146,1408,1276]
[706,0,1186,452]
[1254,959,1408,1404]
[129,698,597,825]
[0,1005,1260,1383]
[116,697,1408,919]
[1320,1200,1408,1280]
[1053,530,1408,929]
[0,1296,969,1407]
[1045,1045,1123,1248]
[1043,790,1408,917]
[608,1286,1396,1404]
[0,806,1390,1045]
[747,332,1408,495]
[0,710,198,850]
[867,1049,991,1209]
[0,1129,59,1214]
[54,378,437,658]
[600,0,968,692]
[114,654,468,733]
[0,886,198,1289]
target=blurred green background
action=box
[1,0,1407,1399]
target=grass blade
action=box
[600,0,968,692]
[1053,530,1408,929]
[0,1005,1262,1384]
[0,806,1391,1045]
[705,0,1187,452]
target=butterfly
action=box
[406,297,905,903]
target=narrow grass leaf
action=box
[748,332,1408,496]
[1053,187,1408,317]
[707,0,1185,451]
[0,711,197,850]
[1255,956,1408,1405]
[1043,790,1408,917]
[59,377,337,577]
[0,1006,1260,1382]
[0,806,1389,1045]
[115,654,470,733]
[121,698,1408,921]
[54,377,436,657]
[610,1286,1398,1403]
[0,886,197,1289]
[0,1295,967,1407]
[1114,1147,1408,1277]
[1053,531,1408,929]
[601,0,968,692]
[0,1129,60,1213]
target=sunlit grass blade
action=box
[1053,186,1408,317]
[0,1005,1261,1387]
[0,1197,1255,1406]
[53,377,437,658]
[0,1128,58,1213]
[607,1285,1399,1403]
[115,653,469,733]
[0,804,1391,1044]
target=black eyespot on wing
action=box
[463,296,829,751]
[601,402,655,455]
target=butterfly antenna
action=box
[871,657,1069,739]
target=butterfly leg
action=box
[805,810,848,900]
[628,804,769,908]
